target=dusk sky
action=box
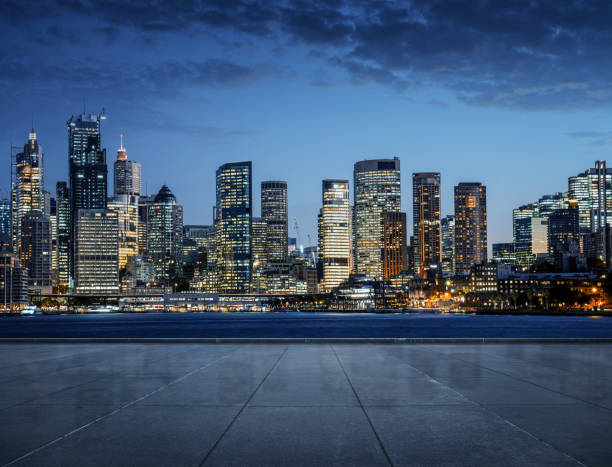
[2,0,612,248]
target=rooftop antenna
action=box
[120,133,124,150]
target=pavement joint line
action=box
[2,337,612,343]
[430,347,612,414]
[331,344,394,467]
[0,345,180,414]
[1,346,242,467]
[415,347,589,466]
[0,345,154,385]
[0,345,110,372]
[0,344,201,413]
[198,346,289,466]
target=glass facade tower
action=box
[412,172,441,277]
[261,181,288,263]
[568,161,612,233]
[67,113,107,284]
[441,215,455,276]
[353,158,401,280]
[55,182,71,290]
[147,186,183,283]
[14,129,44,255]
[317,180,350,292]
[454,182,487,275]
[215,162,252,293]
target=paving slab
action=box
[202,406,389,466]
[366,405,580,466]
[0,342,611,466]
[11,405,241,467]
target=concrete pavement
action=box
[0,343,611,466]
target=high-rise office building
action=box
[14,129,44,254]
[0,253,29,309]
[113,134,141,196]
[215,162,252,293]
[68,113,107,284]
[20,210,52,293]
[0,198,10,239]
[108,194,139,271]
[48,198,57,286]
[184,225,216,272]
[317,180,350,292]
[514,214,548,267]
[74,210,119,295]
[68,113,107,212]
[261,181,288,263]
[382,211,407,278]
[569,161,612,233]
[492,243,516,265]
[412,172,441,277]
[251,217,267,293]
[512,192,568,268]
[147,186,183,283]
[55,182,71,291]
[137,195,154,254]
[454,183,487,275]
[353,158,401,279]
[441,215,455,276]
[548,199,580,266]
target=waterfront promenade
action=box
[0,342,611,465]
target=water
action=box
[1,312,612,338]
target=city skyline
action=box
[2,118,612,258]
[3,2,612,249]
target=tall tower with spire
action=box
[113,134,141,197]
[14,127,45,254]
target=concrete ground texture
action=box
[0,343,611,466]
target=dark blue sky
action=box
[2,1,612,248]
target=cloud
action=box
[4,0,612,110]
[0,57,259,101]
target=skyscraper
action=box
[512,193,569,268]
[74,210,119,295]
[454,182,487,275]
[68,113,108,212]
[113,134,141,196]
[441,215,455,276]
[48,197,57,286]
[548,199,580,267]
[569,161,612,233]
[183,225,216,272]
[251,217,267,293]
[382,211,407,278]
[353,158,401,279]
[20,210,52,293]
[14,129,44,254]
[317,180,350,292]
[108,194,139,271]
[215,162,252,293]
[147,186,183,283]
[55,182,71,291]
[68,112,107,284]
[0,198,10,239]
[137,195,154,254]
[412,172,441,277]
[261,181,288,263]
